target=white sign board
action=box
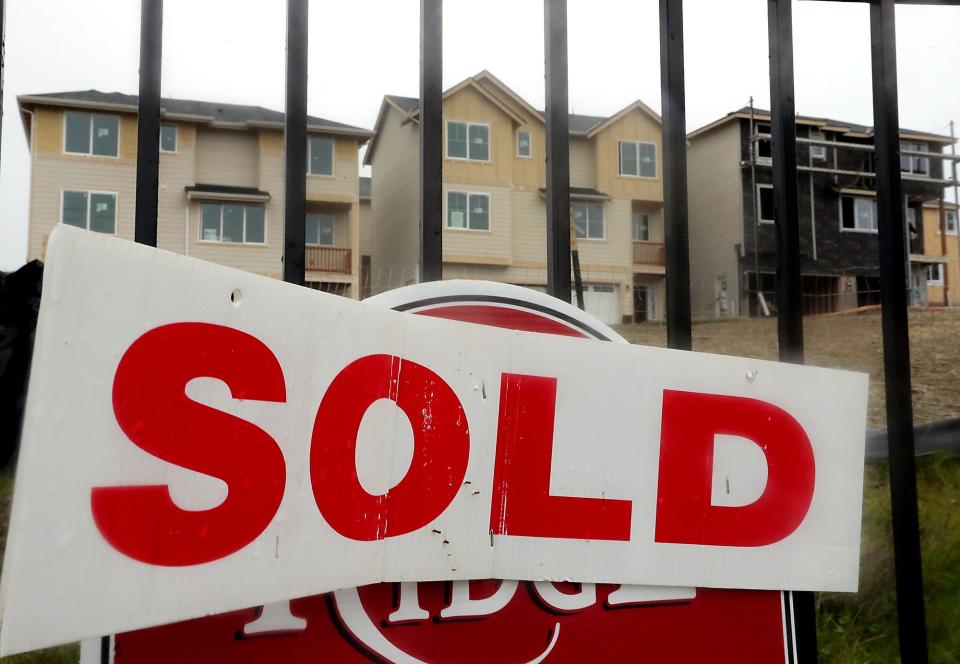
[0,227,868,654]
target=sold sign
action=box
[0,227,868,655]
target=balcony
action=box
[633,241,665,266]
[306,246,352,274]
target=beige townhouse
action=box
[364,70,665,325]
[17,91,372,297]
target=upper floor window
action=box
[632,212,650,241]
[900,141,929,176]
[574,202,604,239]
[64,112,119,157]
[809,130,826,160]
[160,124,177,153]
[62,191,116,234]
[308,136,334,175]
[758,184,775,224]
[946,210,958,235]
[618,141,657,178]
[516,130,531,157]
[447,191,490,230]
[841,196,878,233]
[200,203,265,243]
[447,121,490,161]
[306,213,335,245]
[754,122,772,164]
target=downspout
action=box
[939,197,948,305]
[809,133,817,262]
[952,121,959,306]
[184,206,190,256]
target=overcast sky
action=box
[1,0,958,270]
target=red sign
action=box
[115,582,791,663]
[104,281,796,663]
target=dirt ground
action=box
[615,308,960,428]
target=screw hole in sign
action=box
[230,289,242,307]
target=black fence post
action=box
[283,0,308,286]
[420,0,443,282]
[767,2,817,659]
[134,0,162,248]
[869,1,928,661]
[544,0,571,302]
[659,0,692,350]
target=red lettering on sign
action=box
[310,354,470,540]
[91,323,287,566]
[489,374,632,541]
[654,389,815,547]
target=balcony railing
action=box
[306,246,352,274]
[633,241,665,266]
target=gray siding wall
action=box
[687,122,743,318]
[370,108,420,292]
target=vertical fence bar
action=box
[869,1,928,661]
[767,2,817,659]
[134,0,162,248]
[544,0,571,302]
[659,0,692,350]
[420,0,443,282]
[283,0,308,286]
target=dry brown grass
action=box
[615,308,960,428]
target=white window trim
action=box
[617,140,658,179]
[840,196,879,234]
[197,202,268,245]
[810,130,826,160]
[445,190,492,232]
[757,184,775,225]
[306,213,336,246]
[937,210,959,236]
[516,130,532,158]
[307,135,336,177]
[62,111,121,159]
[573,202,606,240]
[59,189,119,235]
[753,124,772,165]
[445,121,492,163]
[160,123,178,154]
[900,141,930,176]
[927,263,944,286]
[632,212,651,242]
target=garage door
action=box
[574,283,620,325]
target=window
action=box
[446,191,490,230]
[306,213,335,245]
[200,203,266,243]
[758,184,775,224]
[64,112,119,157]
[308,136,334,175]
[810,130,826,160]
[160,124,177,152]
[61,191,116,233]
[927,263,944,285]
[947,210,958,235]
[618,141,657,178]
[900,141,929,176]
[754,122,772,163]
[516,130,531,157]
[573,202,604,239]
[841,196,878,232]
[447,122,490,161]
[632,212,650,241]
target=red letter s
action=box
[91,323,287,566]
[655,389,815,547]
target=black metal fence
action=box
[44,0,960,661]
